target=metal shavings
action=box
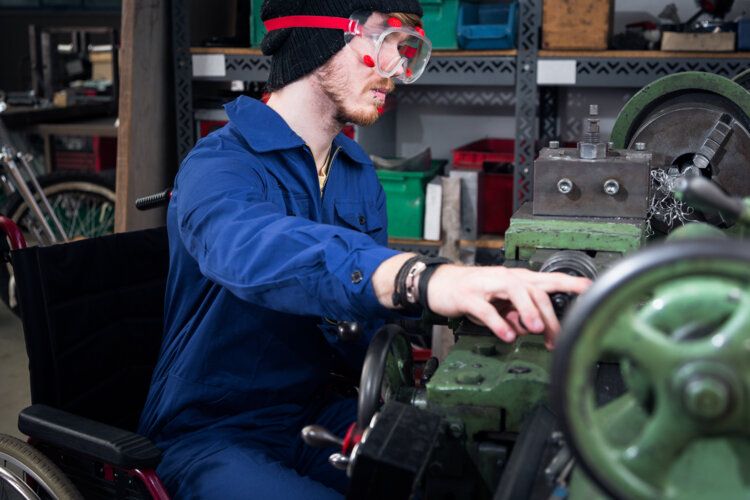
[646,168,695,238]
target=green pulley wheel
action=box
[611,72,750,197]
[733,68,750,92]
[552,240,750,500]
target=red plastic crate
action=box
[452,138,515,234]
[53,136,117,172]
[452,138,515,170]
[198,120,228,138]
[481,172,514,234]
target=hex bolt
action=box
[603,179,620,196]
[449,422,464,438]
[549,140,560,149]
[635,142,647,151]
[557,178,574,195]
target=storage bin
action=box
[457,2,517,50]
[481,171,513,234]
[452,138,515,170]
[452,138,515,234]
[739,19,750,51]
[420,0,460,49]
[377,160,445,238]
[52,135,117,173]
[250,0,266,47]
[542,0,614,50]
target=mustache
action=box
[370,79,396,93]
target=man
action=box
[138,1,591,498]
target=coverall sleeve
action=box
[173,137,400,322]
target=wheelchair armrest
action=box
[18,404,162,469]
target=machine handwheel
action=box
[552,240,750,500]
[357,324,414,430]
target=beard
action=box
[315,57,395,127]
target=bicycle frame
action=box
[0,146,69,246]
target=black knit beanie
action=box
[261,0,423,91]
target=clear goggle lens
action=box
[346,11,431,84]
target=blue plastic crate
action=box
[739,19,750,51]
[457,1,517,50]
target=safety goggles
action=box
[264,11,432,84]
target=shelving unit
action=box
[172,0,750,219]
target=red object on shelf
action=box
[452,138,515,234]
[199,120,229,138]
[481,172,514,234]
[53,136,117,172]
[452,138,515,170]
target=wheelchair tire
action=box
[0,433,83,500]
[0,171,116,315]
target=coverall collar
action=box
[224,96,371,166]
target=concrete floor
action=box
[0,303,30,439]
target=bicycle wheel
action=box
[0,171,116,313]
[0,433,83,500]
[4,171,116,243]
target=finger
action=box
[503,286,545,334]
[466,301,516,343]
[529,287,561,347]
[503,309,529,335]
[532,273,593,294]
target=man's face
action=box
[314,13,400,126]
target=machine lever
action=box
[301,425,344,449]
[328,453,350,470]
[675,176,745,226]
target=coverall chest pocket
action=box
[279,190,311,218]
[334,200,384,240]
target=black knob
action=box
[676,176,744,226]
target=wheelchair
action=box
[0,217,170,499]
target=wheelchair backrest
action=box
[12,227,169,432]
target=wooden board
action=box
[661,32,736,52]
[542,0,614,50]
[116,0,172,232]
[539,49,750,59]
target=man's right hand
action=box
[425,265,592,349]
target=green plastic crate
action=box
[250,0,266,47]
[377,160,444,239]
[420,0,459,50]
[252,1,458,49]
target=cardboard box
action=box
[89,52,113,81]
[542,0,614,50]
[661,31,735,52]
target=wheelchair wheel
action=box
[0,171,116,314]
[0,433,82,500]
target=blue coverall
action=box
[138,96,402,498]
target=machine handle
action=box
[135,188,172,211]
[675,177,745,226]
[301,425,344,449]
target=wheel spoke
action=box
[714,288,750,349]
[601,312,678,375]
[618,401,695,493]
